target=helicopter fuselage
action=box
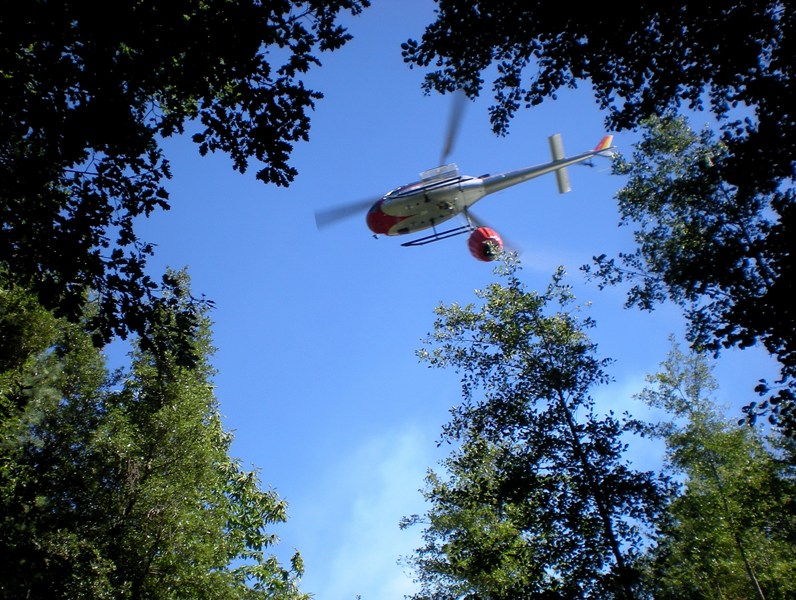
[366,167,487,236]
[365,135,615,238]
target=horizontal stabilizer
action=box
[548,134,571,194]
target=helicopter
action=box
[314,95,616,261]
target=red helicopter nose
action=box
[468,227,503,261]
[366,199,404,235]
[366,201,387,234]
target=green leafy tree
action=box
[1,0,368,347]
[402,1,795,434]
[634,341,796,599]
[0,278,59,372]
[582,115,794,433]
[402,258,667,599]
[0,273,306,599]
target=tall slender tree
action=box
[634,341,796,600]
[402,258,667,599]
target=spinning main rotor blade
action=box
[439,90,468,166]
[314,197,378,229]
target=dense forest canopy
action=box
[2,2,370,597]
[403,1,793,192]
[1,0,368,350]
[1,273,310,598]
[403,259,796,599]
[3,1,795,597]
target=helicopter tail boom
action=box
[480,134,616,197]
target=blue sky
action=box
[130,2,782,598]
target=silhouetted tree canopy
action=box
[1,0,368,349]
[587,115,796,434]
[403,1,793,195]
[403,1,795,433]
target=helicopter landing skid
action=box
[401,224,473,247]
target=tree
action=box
[634,340,796,599]
[0,273,306,599]
[1,0,369,348]
[583,114,795,433]
[401,258,667,599]
[402,1,793,194]
[401,1,795,434]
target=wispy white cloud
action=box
[287,423,441,600]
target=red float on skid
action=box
[314,94,615,261]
